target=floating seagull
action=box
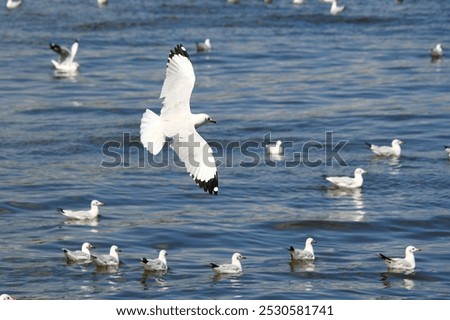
[57,200,104,220]
[49,39,80,73]
[62,242,95,263]
[140,44,218,195]
[227,0,240,4]
[196,39,211,52]
[444,145,450,158]
[97,0,108,6]
[430,43,444,59]
[330,0,345,15]
[92,245,121,267]
[292,0,304,4]
[365,139,404,157]
[287,237,316,261]
[0,294,15,300]
[140,250,168,272]
[378,246,421,271]
[6,0,22,9]
[326,168,367,189]
[210,252,246,274]
[266,140,283,156]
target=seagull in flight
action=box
[140,44,218,195]
[49,39,80,73]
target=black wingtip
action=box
[209,263,219,269]
[62,248,68,253]
[286,246,295,252]
[168,44,190,61]
[444,145,450,149]
[56,208,65,213]
[194,172,219,195]
[49,43,62,54]
[141,258,148,264]
[378,253,392,261]
[365,142,372,148]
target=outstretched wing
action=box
[70,40,79,62]
[160,44,195,137]
[171,128,218,195]
[49,43,71,63]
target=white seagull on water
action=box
[266,140,283,156]
[378,246,421,271]
[140,44,218,195]
[49,39,80,73]
[62,242,95,263]
[444,145,450,158]
[365,139,404,157]
[326,168,367,189]
[141,250,168,272]
[92,245,121,267]
[330,0,345,15]
[6,0,22,9]
[0,294,15,300]
[196,39,211,52]
[57,200,104,220]
[210,252,246,274]
[430,43,444,59]
[287,237,316,261]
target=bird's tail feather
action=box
[140,109,166,155]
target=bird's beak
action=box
[99,202,105,206]
[313,240,317,244]
[241,256,247,259]
[416,248,421,252]
[210,119,217,124]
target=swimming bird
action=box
[210,252,246,274]
[196,39,211,52]
[326,168,367,189]
[57,200,104,220]
[227,0,240,4]
[365,139,404,157]
[444,145,450,158]
[266,140,283,156]
[330,0,345,15]
[6,0,22,9]
[378,246,421,271]
[287,237,316,261]
[430,43,444,59]
[140,44,218,195]
[62,242,95,263]
[140,250,168,272]
[92,245,121,267]
[97,0,108,6]
[49,39,80,73]
[0,294,15,300]
[292,0,304,4]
